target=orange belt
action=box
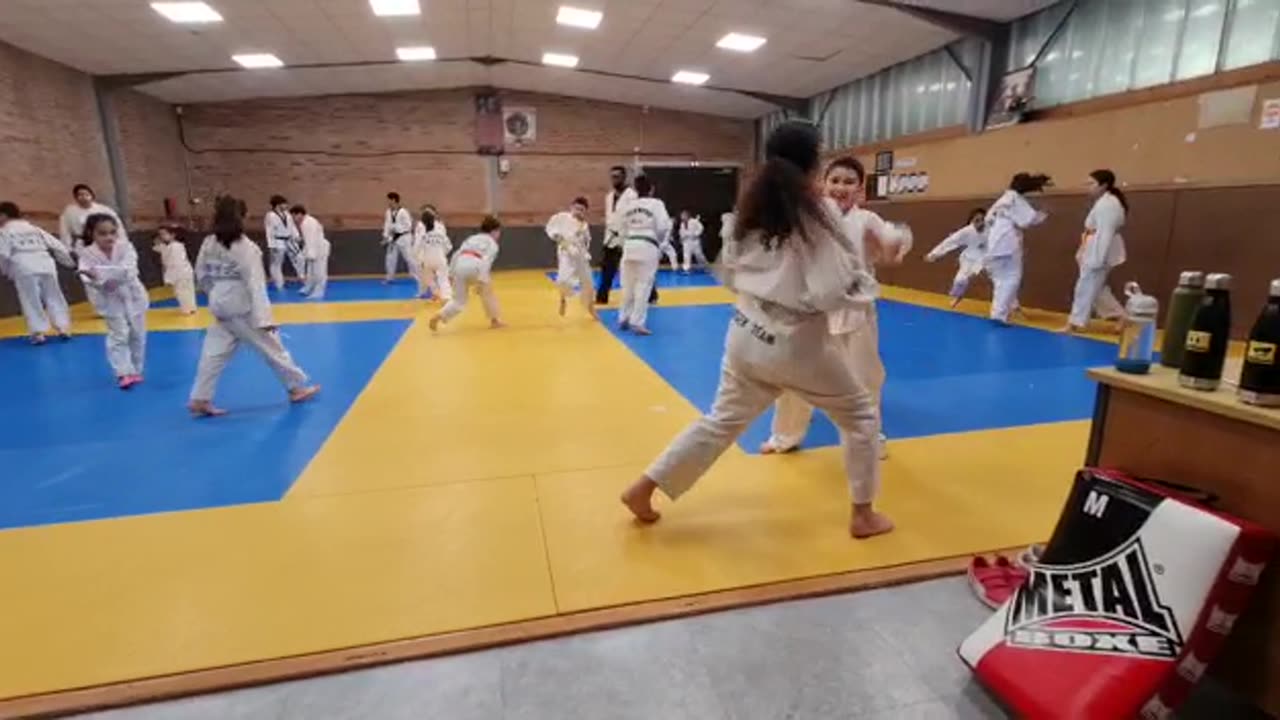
[460,250,483,260]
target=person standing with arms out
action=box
[547,197,597,319]
[382,192,417,285]
[153,224,197,315]
[414,206,453,302]
[78,214,149,389]
[678,210,707,273]
[1062,169,1127,334]
[0,202,74,343]
[925,208,989,309]
[429,215,505,331]
[188,196,319,417]
[617,176,671,336]
[59,184,128,255]
[264,195,303,292]
[599,166,637,304]
[290,205,331,301]
[985,173,1050,325]
[620,121,889,538]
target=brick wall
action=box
[112,89,188,224]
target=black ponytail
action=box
[1009,172,1052,195]
[212,195,245,248]
[736,120,836,249]
[1090,169,1128,213]
[420,208,436,232]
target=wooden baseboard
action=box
[0,548,1018,719]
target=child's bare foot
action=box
[632,326,652,336]
[30,333,47,345]
[588,304,599,320]
[850,505,895,539]
[558,296,567,317]
[289,385,321,404]
[490,319,506,329]
[949,296,961,309]
[1058,323,1084,334]
[188,400,227,417]
[429,315,442,332]
[621,477,661,523]
[759,440,796,455]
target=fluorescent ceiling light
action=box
[542,52,580,68]
[370,0,420,17]
[232,53,284,69]
[716,32,766,52]
[672,70,710,85]
[151,2,223,23]
[396,46,437,61]
[557,6,603,29]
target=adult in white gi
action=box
[0,201,74,343]
[925,208,989,308]
[429,216,504,331]
[414,207,453,302]
[382,191,417,285]
[598,166,638,304]
[78,213,148,388]
[617,176,671,335]
[59,183,128,254]
[621,121,889,539]
[153,225,197,315]
[189,197,319,417]
[264,194,304,292]
[546,197,596,318]
[1064,169,1127,333]
[985,173,1050,324]
[677,211,707,272]
[290,205,330,300]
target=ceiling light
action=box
[557,6,603,29]
[232,53,284,69]
[716,33,766,52]
[370,0,420,17]
[542,52,580,68]
[396,46,437,61]
[672,70,709,85]
[151,2,223,23]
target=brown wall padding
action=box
[870,184,1279,337]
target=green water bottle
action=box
[1238,279,1280,407]
[1160,271,1205,368]
[1179,273,1232,391]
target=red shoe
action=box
[969,556,1017,609]
[118,375,140,390]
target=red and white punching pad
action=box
[959,468,1275,719]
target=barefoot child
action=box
[617,175,670,336]
[677,210,707,272]
[925,208,988,308]
[153,224,197,314]
[546,197,596,318]
[414,207,453,302]
[78,214,148,388]
[430,215,504,331]
[290,205,330,300]
[0,201,75,343]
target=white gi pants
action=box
[950,259,985,299]
[647,307,880,504]
[661,243,678,269]
[104,311,147,377]
[190,317,309,402]
[681,240,708,271]
[14,272,70,335]
[556,250,594,312]
[620,241,660,328]
[171,276,198,314]
[269,247,306,291]
[1069,264,1124,327]
[987,253,1022,323]
[419,247,452,301]
[303,253,329,300]
[439,261,499,323]
[386,237,420,283]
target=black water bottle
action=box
[1179,273,1232,391]
[1238,279,1280,407]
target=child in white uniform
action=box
[677,211,707,272]
[617,176,671,335]
[189,197,319,417]
[546,197,596,318]
[621,121,890,539]
[414,207,453,302]
[0,202,74,343]
[429,215,504,331]
[985,173,1050,324]
[153,225,197,315]
[926,208,988,308]
[78,214,149,389]
[290,205,331,300]
[1063,169,1127,333]
[264,195,304,292]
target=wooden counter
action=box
[1086,364,1280,715]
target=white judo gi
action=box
[658,231,679,269]
[438,233,501,324]
[0,219,74,337]
[383,206,418,284]
[926,222,988,300]
[190,235,311,403]
[414,219,453,301]
[60,202,128,255]
[1068,193,1127,328]
[679,217,707,272]
[264,209,304,291]
[547,210,593,313]
[618,196,672,330]
[297,215,331,300]
[79,241,149,378]
[645,205,881,504]
[155,240,197,314]
[984,190,1047,323]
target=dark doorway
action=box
[640,165,739,262]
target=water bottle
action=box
[1160,271,1206,368]
[1179,273,1232,391]
[1238,279,1280,407]
[1116,282,1158,374]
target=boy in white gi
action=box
[0,202,74,343]
[78,214,148,388]
[59,183,128,254]
[1063,169,1127,334]
[290,205,331,300]
[153,225,197,315]
[414,207,453,302]
[985,173,1050,324]
[620,121,890,539]
[382,191,417,285]
[189,196,319,417]
[429,216,504,331]
[925,208,988,308]
[264,194,304,292]
[617,176,671,336]
[677,210,707,272]
[546,197,597,318]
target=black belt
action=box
[628,236,661,248]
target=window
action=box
[1222,0,1280,70]
[1176,1,1229,79]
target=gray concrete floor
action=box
[74,577,1267,720]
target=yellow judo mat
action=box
[0,271,1093,712]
